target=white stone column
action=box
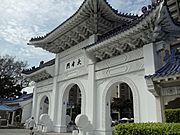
[143,41,169,122]
[56,94,68,133]
[86,60,96,126]
[32,84,37,120]
[117,84,120,98]
[51,54,60,131]
[143,41,169,75]
[132,75,162,122]
[84,34,97,132]
[143,43,157,75]
[11,112,15,125]
[8,113,11,123]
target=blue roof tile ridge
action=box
[145,49,180,79]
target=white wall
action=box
[32,41,165,135]
[20,100,32,123]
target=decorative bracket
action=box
[146,78,160,97]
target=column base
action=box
[94,129,113,135]
[53,125,67,133]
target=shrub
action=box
[165,109,180,123]
[115,123,180,135]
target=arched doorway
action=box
[62,84,82,132]
[66,84,81,123]
[39,96,49,119]
[110,83,133,125]
[102,78,139,135]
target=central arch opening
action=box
[67,84,81,121]
[104,82,134,134]
[66,84,81,132]
[39,96,49,119]
[110,83,134,125]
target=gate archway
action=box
[111,83,134,123]
[38,96,49,119]
[60,81,86,132]
[101,77,140,134]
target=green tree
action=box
[111,97,133,118]
[0,55,29,99]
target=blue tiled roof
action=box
[22,59,55,75]
[145,49,180,79]
[0,93,33,103]
[0,104,15,112]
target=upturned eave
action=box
[22,67,54,82]
[22,59,55,82]
[28,0,138,54]
[85,2,163,61]
[85,0,180,62]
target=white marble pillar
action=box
[143,41,169,75]
[143,41,169,122]
[11,112,15,125]
[117,84,120,98]
[51,54,60,131]
[85,34,97,132]
[87,61,96,125]
[32,85,37,120]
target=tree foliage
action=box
[111,97,133,118]
[165,108,180,123]
[115,123,180,135]
[0,55,29,99]
[111,98,133,112]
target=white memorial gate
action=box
[23,0,180,135]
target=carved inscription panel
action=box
[65,56,84,71]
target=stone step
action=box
[0,129,28,133]
[46,133,72,135]
[0,129,72,135]
[35,131,72,135]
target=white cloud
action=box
[0,0,83,66]
[108,0,151,14]
[0,0,150,67]
[0,0,83,45]
[0,0,151,44]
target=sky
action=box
[0,0,151,67]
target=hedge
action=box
[115,123,180,135]
[165,109,180,123]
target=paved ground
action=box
[0,129,72,135]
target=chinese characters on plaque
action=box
[65,57,84,71]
